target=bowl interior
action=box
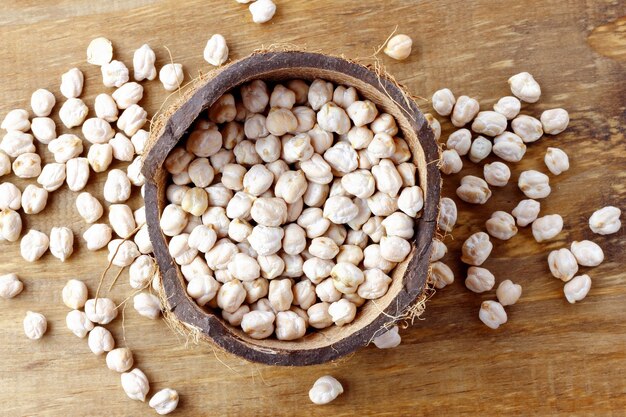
[144,51,440,365]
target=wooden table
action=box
[1,1,624,415]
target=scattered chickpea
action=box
[492,132,526,162]
[465,267,495,293]
[508,72,541,103]
[588,206,621,235]
[451,95,479,127]
[471,111,507,136]
[384,34,413,61]
[101,60,129,88]
[439,149,463,175]
[485,211,518,240]
[372,325,401,349]
[309,375,344,405]
[437,197,457,233]
[548,248,579,282]
[0,273,23,299]
[511,115,543,143]
[424,113,441,141]
[570,240,604,267]
[121,368,150,402]
[133,44,157,81]
[496,280,522,306]
[66,310,94,338]
[24,311,47,340]
[446,129,471,156]
[456,175,492,204]
[461,232,493,266]
[430,261,454,289]
[249,0,276,23]
[30,89,56,117]
[149,388,179,415]
[159,63,184,91]
[563,274,592,304]
[493,96,521,120]
[468,136,492,163]
[511,199,540,227]
[106,348,134,373]
[540,108,569,135]
[518,170,551,199]
[431,88,455,117]
[86,37,113,66]
[532,214,563,242]
[479,301,507,329]
[204,34,229,66]
[544,147,570,175]
[483,162,510,187]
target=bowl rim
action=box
[143,50,441,366]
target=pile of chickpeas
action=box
[159,78,425,341]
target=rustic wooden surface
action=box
[0,1,624,415]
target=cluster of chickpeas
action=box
[424,72,621,329]
[159,78,424,341]
[0,38,190,414]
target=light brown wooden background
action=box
[0,1,625,416]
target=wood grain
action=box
[0,0,624,415]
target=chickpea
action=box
[471,111,507,136]
[468,136,492,163]
[398,185,424,217]
[518,170,551,199]
[465,267,495,293]
[328,299,357,326]
[451,96,479,127]
[483,162,510,187]
[485,211,518,240]
[511,115,543,143]
[357,268,392,299]
[292,279,316,310]
[446,129,471,156]
[508,71,541,102]
[532,214,563,242]
[430,262,454,289]
[456,175,492,205]
[303,257,334,284]
[493,96,521,120]
[355,213,379,242]
[440,150,463,175]
[563,274,591,304]
[511,199,540,227]
[544,147,570,175]
[461,232,492,266]
[275,311,306,340]
[363,244,396,273]
[540,108,569,135]
[589,206,621,235]
[424,113,441,141]
[570,240,604,267]
[380,235,411,263]
[429,239,447,262]
[307,302,333,329]
[383,34,413,60]
[548,248,578,282]
[268,279,293,312]
[492,132,526,162]
[496,280,522,306]
[431,88,455,116]
[241,310,275,339]
[382,212,414,239]
[331,262,365,294]
[479,301,507,329]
